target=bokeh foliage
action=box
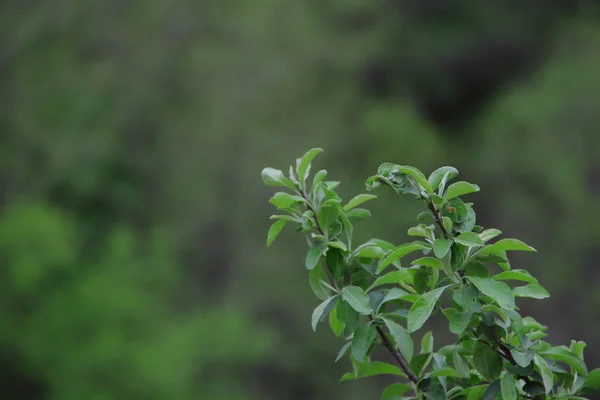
[0,1,599,399]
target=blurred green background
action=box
[1,1,600,399]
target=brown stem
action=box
[371,318,419,383]
[427,201,449,239]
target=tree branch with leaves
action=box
[262,148,600,399]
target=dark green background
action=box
[1,1,599,399]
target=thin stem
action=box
[370,316,419,383]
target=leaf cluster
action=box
[262,149,599,399]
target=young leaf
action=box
[267,220,288,247]
[412,257,443,270]
[584,368,600,389]
[305,243,326,270]
[449,311,472,334]
[369,269,413,290]
[341,286,372,315]
[533,354,554,394]
[383,318,414,362]
[312,169,327,189]
[454,232,484,247]
[351,323,377,363]
[479,228,502,243]
[377,242,429,273]
[381,383,412,399]
[465,385,487,400]
[513,284,550,299]
[484,238,536,253]
[492,270,538,284]
[445,181,480,200]
[296,148,323,186]
[466,276,515,310]
[472,343,503,381]
[335,341,351,362]
[356,361,408,379]
[311,295,340,331]
[308,264,332,300]
[501,373,517,400]
[261,167,296,189]
[397,165,434,194]
[428,166,459,191]
[421,331,434,354]
[433,239,452,258]
[408,286,451,333]
[453,352,470,378]
[269,192,299,209]
[318,202,340,231]
[343,194,377,211]
[347,208,371,222]
[442,216,453,234]
[329,309,344,337]
[541,346,587,375]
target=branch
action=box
[371,317,419,383]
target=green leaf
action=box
[541,346,587,375]
[433,239,452,258]
[327,241,347,252]
[351,323,377,363]
[329,309,344,337]
[513,284,550,299]
[318,202,340,231]
[421,331,434,354]
[308,264,332,300]
[397,165,434,194]
[418,212,436,223]
[466,385,487,400]
[584,368,600,389]
[454,232,484,247]
[357,361,408,379]
[261,167,295,189]
[430,367,461,378]
[484,238,536,253]
[510,349,534,368]
[267,220,288,246]
[492,270,538,284]
[377,242,428,273]
[407,286,450,333]
[449,311,472,334]
[412,257,443,270]
[341,286,372,315]
[335,341,351,362]
[466,276,515,310]
[311,295,340,331]
[522,381,545,396]
[381,383,412,399]
[347,208,371,222]
[305,243,326,270]
[479,229,502,243]
[311,169,327,189]
[353,244,387,259]
[464,261,489,278]
[413,267,430,294]
[501,373,517,400]
[453,285,481,312]
[296,148,323,186]
[570,340,587,360]
[483,380,501,400]
[269,192,299,209]
[343,194,377,211]
[534,354,554,394]
[445,181,480,200]
[383,318,414,362]
[442,216,453,234]
[369,269,413,290]
[453,352,470,378]
[379,288,411,310]
[472,343,503,381]
[428,166,459,191]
